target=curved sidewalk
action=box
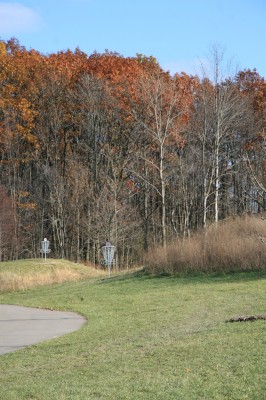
[0,304,86,355]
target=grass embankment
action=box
[0,258,105,292]
[0,264,265,400]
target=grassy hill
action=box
[0,262,265,399]
[0,258,105,292]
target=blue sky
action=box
[0,0,266,77]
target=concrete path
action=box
[0,304,86,355]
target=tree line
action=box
[0,39,265,265]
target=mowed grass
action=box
[0,263,265,400]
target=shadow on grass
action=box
[98,268,266,286]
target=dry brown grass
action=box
[144,215,266,274]
[0,259,106,292]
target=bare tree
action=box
[190,47,252,226]
[130,71,194,247]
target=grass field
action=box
[0,260,265,400]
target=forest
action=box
[0,38,265,266]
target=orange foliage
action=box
[46,48,88,83]
[0,39,45,154]
[236,69,266,118]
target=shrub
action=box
[144,215,266,275]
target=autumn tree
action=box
[73,72,143,265]
[235,69,266,212]
[0,39,47,257]
[0,37,265,263]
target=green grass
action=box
[0,265,265,400]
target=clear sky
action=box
[0,0,266,77]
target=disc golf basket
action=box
[102,242,116,277]
[40,238,51,260]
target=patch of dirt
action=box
[226,314,266,322]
